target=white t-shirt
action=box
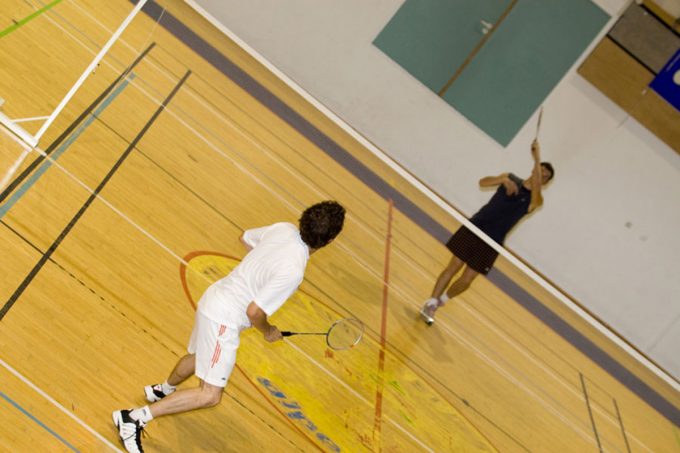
[197,222,309,328]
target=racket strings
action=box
[326,318,364,350]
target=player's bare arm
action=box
[480,173,518,195]
[528,140,544,212]
[246,302,282,342]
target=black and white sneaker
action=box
[112,409,146,453]
[144,384,174,403]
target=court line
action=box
[176,0,680,421]
[373,199,394,444]
[233,366,324,452]
[0,70,190,320]
[46,6,673,435]
[179,251,431,451]
[2,123,573,452]
[0,123,562,453]
[286,342,435,453]
[439,318,600,447]
[0,43,155,204]
[39,0,443,302]
[17,2,680,404]
[429,296,635,452]
[580,373,604,452]
[0,0,64,38]
[0,75,135,219]
[0,390,80,452]
[0,358,121,451]
[458,293,653,452]
[94,1,679,443]
[292,274,531,451]
[21,1,676,444]
[613,398,632,453]
[6,0,668,444]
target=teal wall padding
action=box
[373,0,511,92]
[374,0,609,146]
[443,0,609,145]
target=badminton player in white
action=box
[113,201,345,453]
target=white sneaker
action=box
[144,383,175,403]
[112,409,146,453]
[419,298,439,326]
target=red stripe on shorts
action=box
[210,325,227,368]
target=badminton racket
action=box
[281,318,364,350]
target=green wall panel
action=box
[374,0,609,146]
[443,0,609,145]
[373,0,511,92]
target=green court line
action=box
[0,0,65,38]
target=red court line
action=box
[373,199,394,448]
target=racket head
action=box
[325,318,364,350]
[535,106,543,140]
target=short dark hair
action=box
[299,201,345,249]
[541,162,554,182]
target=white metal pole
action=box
[0,111,38,147]
[0,127,32,192]
[32,0,149,145]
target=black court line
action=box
[580,373,603,452]
[93,113,532,452]
[0,43,155,204]
[613,398,632,453]
[0,218,181,356]
[0,69,191,321]
[1,217,304,452]
[130,0,680,426]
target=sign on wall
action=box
[650,48,680,112]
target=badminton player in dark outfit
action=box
[420,139,554,325]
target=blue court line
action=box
[132,1,680,426]
[0,74,135,220]
[0,391,80,452]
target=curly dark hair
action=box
[299,201,345,249]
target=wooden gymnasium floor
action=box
[0,1,678,452]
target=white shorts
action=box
[188,311,240,387]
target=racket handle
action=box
[281,331,293,337]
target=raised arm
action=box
[480,173,519,195]
[528,139,544,213]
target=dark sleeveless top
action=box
[469,173,531,244]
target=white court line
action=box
[0,357,122,452]
[7,4,660,451]
[12,115,51,123]
[183,0,680,393]
[433,320,601,449]
[2,2,667,451]
[17,11,640,446]
[286,342,435,452]
[31,0,148,146]
[0,8,620,452]
[31,1,435,295]
[1,126,434,451]
[61,0,439,283]
[459,299,653,452]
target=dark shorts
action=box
[445,226,499,275]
